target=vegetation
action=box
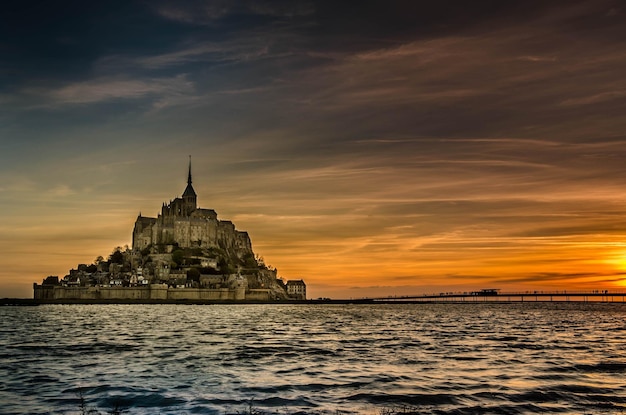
[171,249,185,268]
[59,238,283,292]
[186,267,200,282]
[108,247,124,265]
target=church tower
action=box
[182,156,197,215]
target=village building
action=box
[286,279,307,300]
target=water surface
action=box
[1,303,625,414]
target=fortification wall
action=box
[167,287,232,300]
[151,284,168,300]
[246,289,271,301]
[33,284,252,301]
[34,286,154,300]
[95,287,152,300]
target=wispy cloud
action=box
[559,90,626,106]
[45,75,194,104]
[135,43,270,68]
[10,74,196,110]
[46,184,75,197]
[516,55,558,62]
[153,1,236,23]
[151,0,315,25]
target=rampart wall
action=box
[33,284,257,302]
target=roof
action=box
[183,156,196,198]
[182,183,197,198]
[137,216,157,225]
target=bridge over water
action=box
[370,290,626,303]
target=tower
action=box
[182,155,197,215]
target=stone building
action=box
[286,279,307,300]
[132,159,253,256]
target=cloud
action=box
[152,1,233,23]
[46,75,194,104]
[151,0,315,25]
[46,185,75,197]
[559,90,626,107]
[516,55,558,62]
[134,43,270,68]
[105,44,224,69]
[9,75,196,110]
[91,33,291,77]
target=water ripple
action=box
[1,303,625,414]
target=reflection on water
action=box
[1,303,625,414]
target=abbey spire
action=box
[182,156,197,214]
[187,155,192,186]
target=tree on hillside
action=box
[140,245,152,257]
[218,257,235,275]
[171,249,185,268]
[187,268,200,282]
[109,247,124,265]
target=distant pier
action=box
[370,290,626,303]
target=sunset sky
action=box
[2,0,626,298]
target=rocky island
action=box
[33,159,306,303]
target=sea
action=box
[1,303,625,415]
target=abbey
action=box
[34,160,307,303]
[132,159,252,256]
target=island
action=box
[33,159,306,303]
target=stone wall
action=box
[246,289,272,301]
[33,284,253,301]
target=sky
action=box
[2,0,626,299]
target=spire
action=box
[182,156,197,203]
[187,155,192,186]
